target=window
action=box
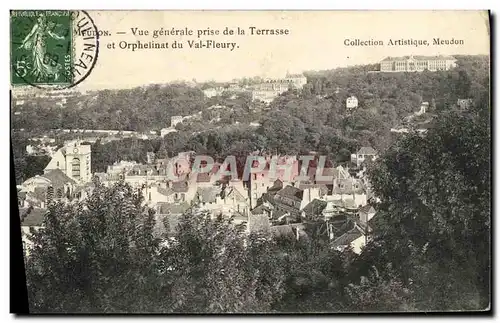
[56,161,60,167]
[47,186,54,202]
[71,158,80,179]
[181,193,185,201]
[148,192,151,201]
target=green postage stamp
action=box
[11,10,73,86]
[10,10,99,89]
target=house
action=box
[203,88,219,98]
[154,202,191,236]
[358,205,376,224]
[250,201,274,219]
[306,165,350,185]
[457,98,473,110]
[171,180,195,203]
[248,156,300,208]
[171,116,184,128]
[331,226,367,254]
[415,102,429,116]
[351,147,378,167]
[272,185,304,222]
[270,223,306,240]
[20,169,77,208]
[329,177,367,208]
[301,198,327,221]
[160,128,177,137]
[346,96,359,110]
[195,183,250,218]
[329,205,377,255]
[142,185,176,205]
[19,207,47,256]
[322,199,356,220]
[107,160,138,175]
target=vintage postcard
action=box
[10,10,491,314]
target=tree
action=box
[25,180,162,313]
[363,98,490,310]
[158,215,287,313]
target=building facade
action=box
[44,142,92,183]
[346,96,359,110]
[380,55,457,72]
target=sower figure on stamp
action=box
[18,15,65,81]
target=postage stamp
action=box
[10,10,99,89]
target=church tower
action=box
[45,141,92,183]
[64,142,92,183]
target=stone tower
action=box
[64,142,92,183]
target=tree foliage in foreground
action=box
[23,98,490,312]
[359,100,491,311]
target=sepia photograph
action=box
[10,10,491,314]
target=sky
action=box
[16,10,492,91]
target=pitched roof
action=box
[171,181,189,193]
[251,204,272,215]
[196,187,220,203]
[42,169,76,186]
[357,147,377,155]
[331,178,366,195]
[302,199,328,217]
[311,167,351,184]
[342,198,357,210]
[359,205,376,214]
[331,227,364,248]
[276,185,303,202]
[225,187,247,203]
[195,172,212,183]
[20,208,47,226]
[157,202,190,215]
[157,186,175,196]
[324,199,344,210]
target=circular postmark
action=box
[11,10,100,90]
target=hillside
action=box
[11,55,490,178]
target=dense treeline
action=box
[86,56,488,168]
[11,135,51,184]
[13,84,207,132]
[24,91,490,312]
[13,55,489,180]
